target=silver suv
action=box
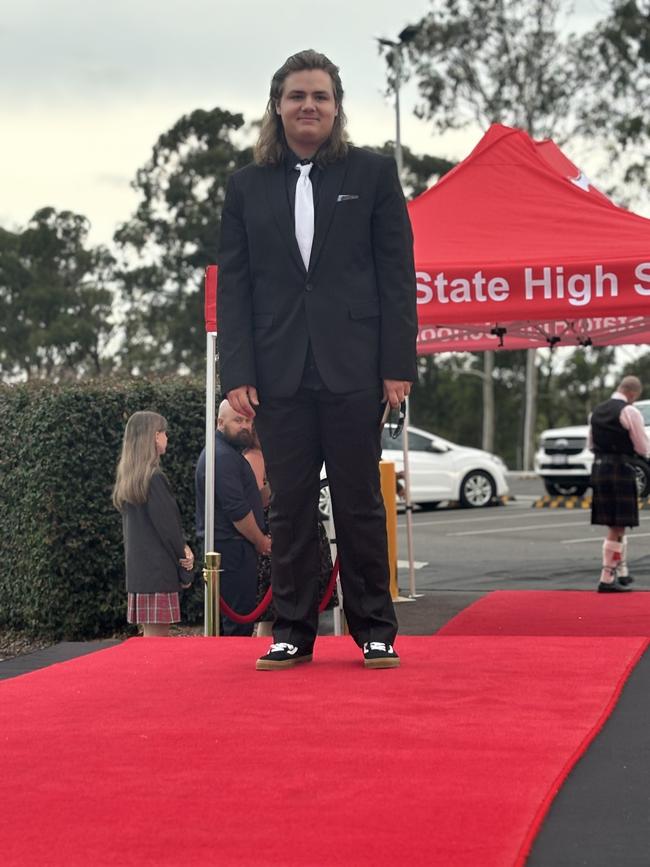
[534,399,650,497]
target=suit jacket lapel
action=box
[265,164,306,274]
[308,157,349,275]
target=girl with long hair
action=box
[113,411,194,637]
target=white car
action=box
[319,425,510,518]
[534,399,650,497]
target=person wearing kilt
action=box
[589,376,650,593]
[113,412,195,636]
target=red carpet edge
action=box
[514,637,650,866]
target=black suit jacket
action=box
[217,146,418,398]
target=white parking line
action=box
[446,520,588,537]
[398,510,583,529]
[562,531,650,545]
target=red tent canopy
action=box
[409,124,650,352]
[205,125,650,352]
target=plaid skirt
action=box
[127,592,181,624]
[591,458,639,528]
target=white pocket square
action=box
[337,194,359,202]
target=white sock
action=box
[619,537,629,578]
[600,540,623,584]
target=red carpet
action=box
[439,590,650,636]
[0,635,645,867]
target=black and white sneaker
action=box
[363,641,400,669]
[256,642,313,671]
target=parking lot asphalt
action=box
[395,474,650,594]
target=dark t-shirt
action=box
[195,431,264,543]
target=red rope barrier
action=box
[220,586,273,624]
[318,554,339,613]
[219,555,340,624]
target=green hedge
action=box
[0,377,208,640]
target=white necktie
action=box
[294,162,314,270]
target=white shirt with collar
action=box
[588,391,650,457]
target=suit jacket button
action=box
[305,282,314,292]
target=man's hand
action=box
[383,379,412,409]
[227,386,259,419]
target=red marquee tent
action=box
[205,124,650,353]
[409,123,650,354]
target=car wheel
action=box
[543,480,588,497]
[319,479,331,521]
[459,470,496,508]
[633,463,650,498]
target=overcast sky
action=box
[2,0,606,245]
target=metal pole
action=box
[327,495,343,636]
[202,552,221,637]
[402,398,419,597]
[204,332,217,635]
[394,47,403,179]
[523,348,537,471]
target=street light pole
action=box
[377,24,421,598]
[393,47,403,178]
[377,24,419,180]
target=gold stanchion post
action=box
[203,551,222,637]
[379,461,399,601]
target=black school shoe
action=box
[363,641,400,669]
[256,642,313,671]
[618,573,635,587]
[597,581,631,593]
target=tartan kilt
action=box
[127,592,181,624]
[591,458,639,527]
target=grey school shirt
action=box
[122,471,187,593]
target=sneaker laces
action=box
[268,643,297,653]
[364,641,393,653]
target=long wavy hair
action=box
[112,411,167,511]
[255,49,349,167]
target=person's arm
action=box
[217,173,257,398]
[620,405,650,457]
[371,155,418,397]
[147,473,188,563]
[216,450,269,545]
[243,449,270,506]
[233,512,271,555]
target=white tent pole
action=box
[204,331,217,635]
[402,397,419,598]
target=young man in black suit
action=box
[217,49,418,669]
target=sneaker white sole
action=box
[256,653,313,671]
[364,657,400,669]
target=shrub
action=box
[0,377,207,639]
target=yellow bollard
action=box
[379,461,399,601]
[203,551,222,637]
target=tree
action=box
[0,208,115,381]
[576,1,650,209]
[537,346,617,429]
[365,141,456,198]
[402,0,587,140]
[114,108,254,374]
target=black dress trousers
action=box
[254,384,398,650]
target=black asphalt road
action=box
[396,475,650,594]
